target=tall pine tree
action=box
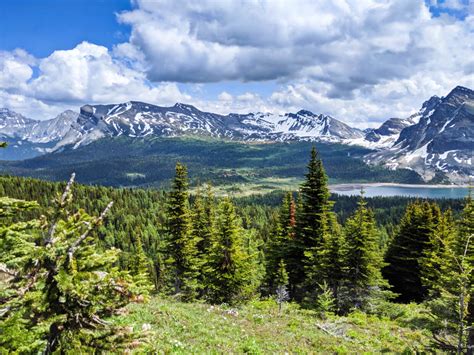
[384,201,440,302]
[342,193,387,312]
[292,147,331,299]
[166,162,200,301]
[205,198,256,304]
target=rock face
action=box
[365,86,474,182]
[0,86,472,182]
[0,102,364,157]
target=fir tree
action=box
[265,192,296,294]
[421,209,456,296]
[166,162,200,301]
[205,198,255,304]
[384,201,440,302]
[0,174,147,353]
[299,146,330,248]
[457,193,474,352]
[426,195,473,353]
[193,184,215,257]
[310,207,346,312]
[293,147,331,299]
[132,234,154,292]
[342,193,387,312]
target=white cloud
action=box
[0,42,191,119]
[1,0,474,127]
[0,49,35,90]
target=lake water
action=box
[330,184,470,199]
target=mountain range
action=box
[0,86,472,183]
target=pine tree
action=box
[457,193,474,352]
[310,207,346,312]
[265,192,296,294]
[293,147,331,299]
[342,193,387,312]
[205,198,255,304]
[384,201,440,302]
[426,195,473,353]
[299,146,330,248]
[0,174,147,353]
[193,185,215,254]
[166,162,200,301]
[421,209,456,296]
[192,185,216,298]
[132,234,154,292]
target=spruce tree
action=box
[293,147,331,298]
[457,193,474,352]
[342,193,387,312]
[205,198,255,304]
[384,201,440,302]
[0,174,147,353]
[132,234,154,292]
[166,162,200,301]
[265,192,296,294]
[308,207,346,311]
[299,146,330,248]
[426,195,473,353]
[193,184,215,256]
[421,209,455,296]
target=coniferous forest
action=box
[0,145,473,353]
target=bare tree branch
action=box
[66,201,113,262]
[45,173,76,246]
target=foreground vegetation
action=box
[115,297,431,353]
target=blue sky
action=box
[0,0,131,57]
[0,0,473,127]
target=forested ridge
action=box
[0,145,472,353]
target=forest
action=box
[0,145,472,353]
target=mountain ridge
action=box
[0,86,472,182]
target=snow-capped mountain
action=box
[365,86,474,182]
[0,102,363,157]
[0,86,472,182]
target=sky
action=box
[0,0,473,128]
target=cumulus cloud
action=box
[0,42,191,119]
[1,0,474,126]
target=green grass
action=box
[114,297,432,353]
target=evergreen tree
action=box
[0,174,147,353]
[193,184,215,256]
[265,192,296,294]
[293,147,331,299]
[309,207,346,311]
[426,195,473,353]
[205,198,255,304]
[457,193,474,352]
[342,193,387,312]
[132,234,154,292]
[421,209,456,296]
[298,146,330,248]
[384,201,440,302]
[166,162,200,301]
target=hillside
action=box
[0,137,422,193]
[114,297,431,353]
